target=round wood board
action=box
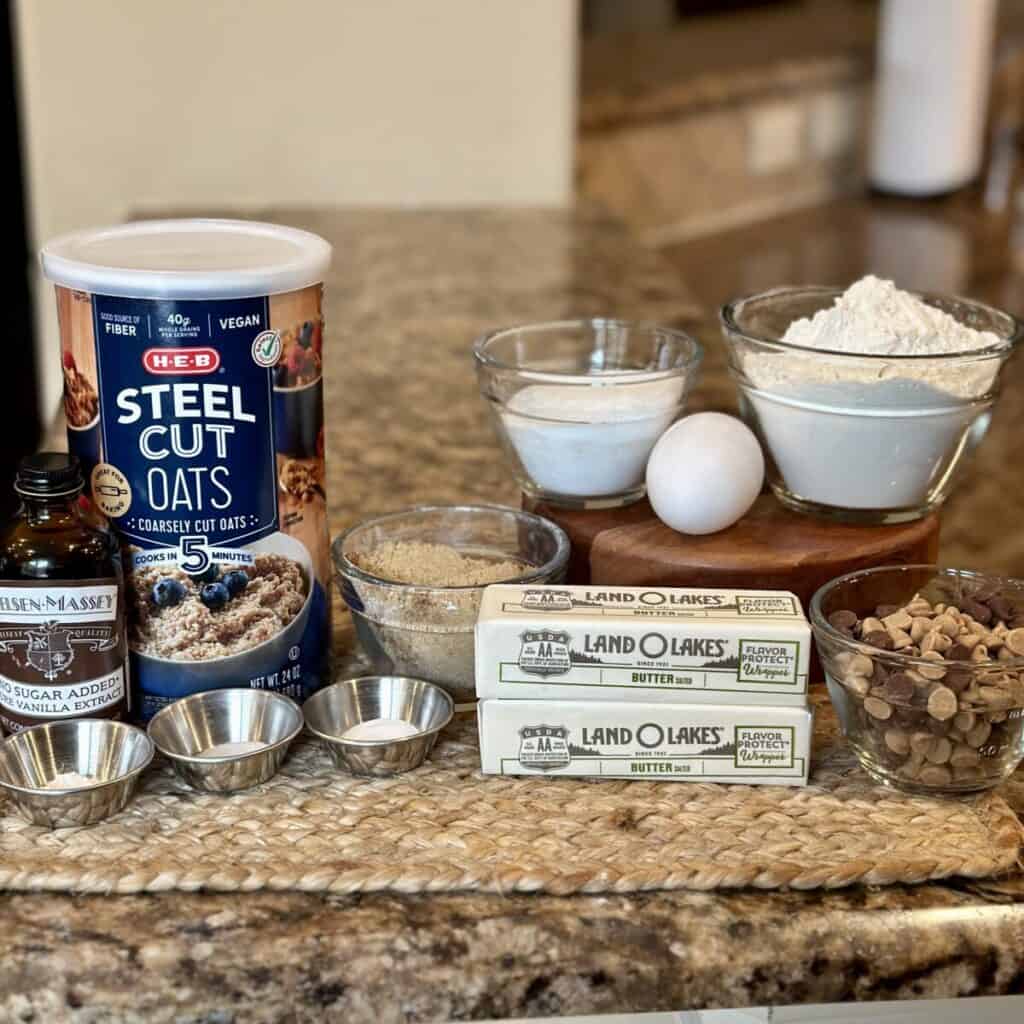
[525,494,941,613]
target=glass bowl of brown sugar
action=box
[331,505,570,702]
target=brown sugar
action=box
[353,541,528,587]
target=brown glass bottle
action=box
[0,453,128,733]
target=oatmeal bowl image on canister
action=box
[41,219,334,720]
[127,532,320,707]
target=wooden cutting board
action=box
[524,494,941,612]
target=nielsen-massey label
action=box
[0,580,127,731]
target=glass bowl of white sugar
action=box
[721,278,1020,524]
[474,319,702,508]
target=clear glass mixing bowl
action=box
[721,287,1019,524]
[474,319,702,509]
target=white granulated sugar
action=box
[501,374,684,498]
[781,276,1003,355]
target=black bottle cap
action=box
[15,452,84,499]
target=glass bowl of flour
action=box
[474,319,702,508]
[721,278,1020,524]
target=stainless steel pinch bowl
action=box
[147,688,303,793]
[304,675,454,777]
[0,719,154,829]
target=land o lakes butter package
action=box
[475,585,810,705]
[478,699,812,785]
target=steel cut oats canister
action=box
[41,219,332,719]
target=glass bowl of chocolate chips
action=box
[810,565,1024,794]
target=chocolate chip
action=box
[828,609,858,631]
[875,604,901,618]
[863,630,895,651]
[988,596,1015,622]
[961,598,992,625]
[883,672,916,703]
[894,707,925,729]
[947,643,973,662]
[944,666,973,693]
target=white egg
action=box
[646,413,764,535]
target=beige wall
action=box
[16,0,578,418]
[16,0,577,243]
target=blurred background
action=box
[8,0,1024,565]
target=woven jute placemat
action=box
[0,707,1020,895]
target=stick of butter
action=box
[475,584,810,705]
[478,699,812,786]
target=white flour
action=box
[781,275,1002,355]
[500,374,684,499]
[741,276,1008,511]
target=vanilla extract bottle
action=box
[0,453,128,732]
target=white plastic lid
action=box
[40,219,332,299]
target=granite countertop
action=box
[6,207,1023,1023]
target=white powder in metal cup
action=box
[341,718,420,742]
[740,277,1009,510]
[200,740,267,758]
[500,374,684,498]
[45,771,101,790]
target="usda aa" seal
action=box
[518,724,571,771]
[517,629,572,677]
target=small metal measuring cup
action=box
[304,675,453,777]
[0,719,154,828]
[147,688,303,793]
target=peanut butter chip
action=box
[926,685,958,721]
[950,745,981,768]
[925,737,952,764]
[978,686,1012,710]
[909,731,934,756]
[882,610,913,631]
[884,729,910,755]
[966,720,992,748]
[849,654,874,677]
[888,628,913,650]
[864,697,892,721]
[918,764,952,787]
[1004,628,1024,656]
[952,710,976,733]
[918,651,946,680]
